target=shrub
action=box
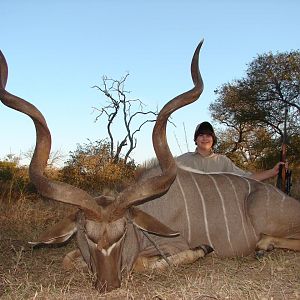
[60,140,136,194]
[0,161,34,202]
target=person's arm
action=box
[250,162,285,181]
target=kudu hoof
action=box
[198,244,214,255]
[255,243,275,259]
[255,250,266,259]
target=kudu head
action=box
[0,41,204,292]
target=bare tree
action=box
[92,73,158,163]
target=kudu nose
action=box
[95,279,121,293]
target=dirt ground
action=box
[1,198,300,300]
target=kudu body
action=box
[139,165,300,258]
[1,42,300,293]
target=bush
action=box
[0,161,34,202]
[60,140,136,194]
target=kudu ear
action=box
[29,212,77,246]
[129,207,179,237]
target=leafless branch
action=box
[92,73,159,163]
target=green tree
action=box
[211,50,300,170]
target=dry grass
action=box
[1,197,300,300]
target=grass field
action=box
[1,197,300,300]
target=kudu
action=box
[1,41,300,293]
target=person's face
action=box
[196,133,213,151]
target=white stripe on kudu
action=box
[176,176,192,244]
[208,174,234,254]
[191,173,214,249]
[223,174,251,251]
[242,177,259,240]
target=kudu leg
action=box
[133,245,212,272]
[256,234,300,256]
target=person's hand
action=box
[273,161,288,176]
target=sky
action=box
[1,0,299,166]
